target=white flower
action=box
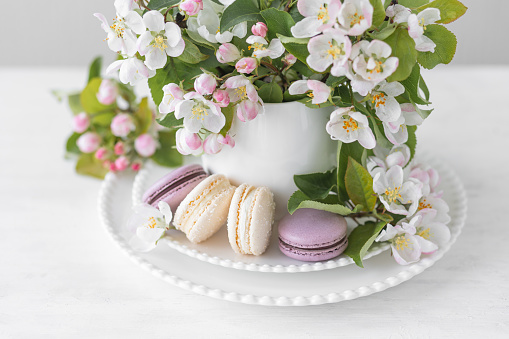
[94,10,145,57]
[175,128,203,155]
[326,106,376,149]
[367,144,411,176]
[371,81,405,122]
[410,163,440,196]
[386,4,411,24]
[306,29,352,75]
[174,92,225,133]
[337,0,373,36]
[114,0,137,17]
[137,11,185,70]
[408,8,441,52]
[106,57,155,86]
[187,2,247,44]
[159,83,185,114]
[373,165,423,215]
[403,209,451,254]
[246,36,285,59]
[288,80,331,104]
[376,223,421,265]
[223,75,264,122]
[383,103,424,146]
[203,133,235,154]
[127,202,173,252]
[291,0,342,38]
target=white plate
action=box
[131,163,390,273]
[98,156,467,306]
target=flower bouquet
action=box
[63,0,467,266]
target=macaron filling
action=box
[145,170,205,206]
[278,235,347,252]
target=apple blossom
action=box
[115,156,129,171]
[337,0,373,36]
[77,132,101,153]
[373,165,423,216]
[416,194,451,224]
[97,79,118,105]
[95,147,108,160]
[408,8,441,52]
[326,107,376,149]
[127,202,173,252]
[106,57,155,86]
[114,0,137,17]
[216,43,241,63]
[114,141,125,155]
[137,11,185,70]
[410,163,440,195]
[386,4,411,24]
[159,83,185,115]
[203,133,235,154]
[251,22,268,38]
[94,10,145,57]
[187,4,246,44]
[367,144,411,176]
[383,103,424,146]
[288,80,331,105]
[371,81,405,122]
[176,128,203,155]
[376,223,421,265]
[291,0,342,38]
[235,57,258,74]
[135,134,158,157]
[246,36,285,59]
[174,92,225,133]
[180,0,204,17]
[72,113,90,133]
[223,75,264,122]
[194,73,217,96]
[306,29,351,75]
[111,113,135,137]
[403,209,451,254]
[282,54,297,65]
[131,162,141,171]
[213,89,230,107]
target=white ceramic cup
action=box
[202,101,337,219]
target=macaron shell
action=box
[247,187,275,255]
[227,184,252,254]
[279,236,348,262]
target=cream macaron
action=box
[227,184,276,255]
[174,174,235,244]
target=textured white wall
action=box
[0,0,506,66]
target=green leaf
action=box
[417,0,467,24]
[344,221,387,268]
[384,28,417,82]
[177,37,209,64]
[397,0,429,8]
[219,104,235,137]
[287,190,356,215]
[368,23,397,41]
[68,93,84,115]
[289,2,305,22]
[257,81,283,103]
[147,0,180,10]
[76,153,108,179]
[117,82,137,104]
[277,34,310,66]
[66,133,81,155]
[400,64,431,105]
[87,56,102,84]
[370,0,386,27]
[345,157,377,212]
[261,8,295,41]
[80,78,114,114]
[151,131,183,167]
[292,60,314,77]
[220,0,263,33]
[148,58,202,106]
[294,169,337,200]
[91,112,115,126]
[417,25,457,69]
[326,76,346,88]
[185,29,218,50]
[337,141,365,202]
[406,125,417,164]
[157,113,183,129]
[419,74,430,101]
[134,98,153,134]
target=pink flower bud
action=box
[96,79,118,105]
[217,134,235,148]
[213,89,230,107]
[235,57,257,74]
[194,73,217,96]
[251,22,268,38]
[216,43,241,63]
[111,113,135,137]
[114,156,129,171]
[203,134,223,155]
[72,113,90,133]
[95,147,108,160]
[176,128,203,155]
[114,141,125,155]
[131,162,141,171]
[109,162,117,172]
[283,54,297,65]
[77,132,101,153]
[179,0,203,16]
[134,134,157,157]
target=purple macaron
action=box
[278,208,348,262]
[142,164,208,213]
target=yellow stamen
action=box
[110,16,126,38]
[151,35,168,52]
[191,104,208,121]
[417,227,431,240]
[249,42,266,52]
[235,86,248,100]
[342,117,359,133]
[418,198,433,211]
[371,92,386,107]
[327,41,346,60]
[317,6,329,23]
[384,186,402,204]
[147,217,157,229]
[394,234,410,251]
[349,12,365,27]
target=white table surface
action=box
[0,66,507,338]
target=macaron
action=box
[278,209,348,262]
[142,164,208,213]
[174,174,236,243]
[227,184,275,256]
